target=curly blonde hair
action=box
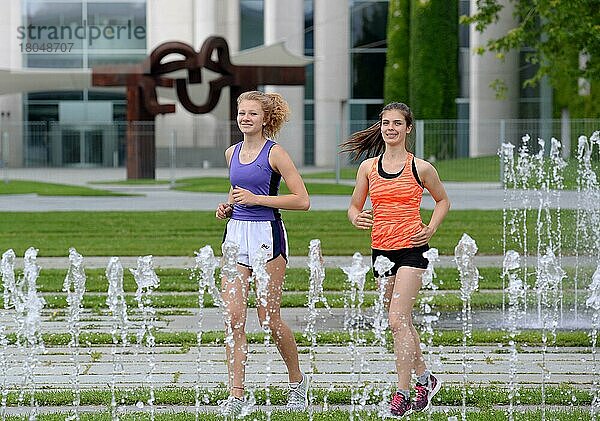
[237,91,290,139]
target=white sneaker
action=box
[286,372,309,411]
[219,395,245,418]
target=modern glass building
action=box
[23,1,146,167]
[0,0,553,169]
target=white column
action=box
[147,0,194,49]
[217,0,240,53]
[0,0,22,69]
[314,0,349,167]
[264,0,305,166]
[148,0,240,166]
[193,0,217,48]
[0,0,25,166]
[193,0,240,49]
[469,0,519,156]
[148,0,194,160]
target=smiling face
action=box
[237,99,265,136]
[380,109,412,146]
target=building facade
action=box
[0,0,554,169]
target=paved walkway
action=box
[0,306,593,392]
[2,343,591,390]
[0,167,594,210]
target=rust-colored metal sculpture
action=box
[92,36,306,179]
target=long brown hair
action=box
[237,91,290,139]
[340,102,414,160]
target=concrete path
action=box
[2,305,591,336]
[1,343,592,390]
[1,167,595,210]
[0,305,593,390]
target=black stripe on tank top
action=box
[267,144,282,220]
[412,157,424,187]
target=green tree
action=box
[409,0,458,119]
[462,0,600,104]
[384,0,411,104]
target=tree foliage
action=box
[384,0,458,119]
[409,0,458,119]
[384,0,410,104]
[461,0,600,89]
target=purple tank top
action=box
[229,139,282,221]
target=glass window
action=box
[87,3,146,50]
[25,53,83,68]
[458,0,470,48]
[350,103,384,125]
[22,1,146,68]
[304,0,314,52]
[351,1,388,49]
[88,91,126,101]
[458,47,470,98]
[88,53,146,66]
[23,2,84,49]
[28,91,83,101]
[304,63,314,100]
[520,50,539,98]
[519,100,541,119]
[240,0,263,50]
[304,103,314,165]
[352,52,385,99]
[27,103,59,122]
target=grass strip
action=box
[0,209,585,256]
[302,156,500,183]
[26,267,595,293]
[174,177,354,195]
[303,155,600,187]
[1,329,588,347]
[0,289,586,311]
[3,384,591,407]
[0,180,129,196]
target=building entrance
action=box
[52,101,116,167]
[61,126,104,166]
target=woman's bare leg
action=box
[221,266,251,398]
[256,255,303,383]
[388,267,425,389]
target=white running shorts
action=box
[223,219,289,267]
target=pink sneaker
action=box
[389,392,413,417]
[413,373,441,412]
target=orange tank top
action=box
[368,153,424,250]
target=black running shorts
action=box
[371,244,430,277]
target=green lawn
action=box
[303,155,600,187]
[302,156,501,182]
[0,209,582,256]
[174,177,354,195]
[25,267,593,293]
[0,180,129,196]
[1,328,591,348]
[3,384,591,407]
